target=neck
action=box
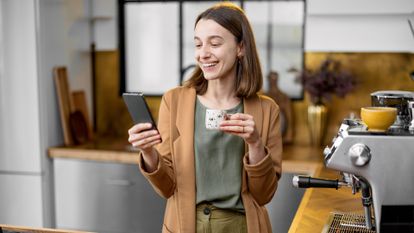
[199,80,240,109]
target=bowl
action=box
[361,107,397,132]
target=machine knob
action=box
[348,143,371,167]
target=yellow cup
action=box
[361,107,397,132]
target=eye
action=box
[211,42,221,47]
[195,43,202,48]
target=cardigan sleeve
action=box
[137,93,176,199]
[243,98,282,205]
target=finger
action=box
[128,123,153,135]
[220,118,256,128]
[129,130,159,143]
[220,125,246,134]
[140,139,162,149]
[228,113,253,121]
[132,134,162,148]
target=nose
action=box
[198,45,211,59]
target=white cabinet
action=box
[305,0,414,52]
[308,0,414,15]
[266,173,305,233]
[0,0,41,173]
[54,159,165,233]
[0,174,43,226]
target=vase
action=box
[307,104,328,146]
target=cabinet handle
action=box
[105,179,135,186]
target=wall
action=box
[93,0,414,146]
[293,53,414,146]
[36,0,92,226]
[92,0,117,51]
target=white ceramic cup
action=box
[205,109,227,130]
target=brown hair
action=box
[183,2,263,98]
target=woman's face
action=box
[194,19,242,82]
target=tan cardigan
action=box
[138,87,282,233]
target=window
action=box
[120,0,305,99]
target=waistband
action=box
[196,202,245,218]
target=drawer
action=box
[54,158,165,233]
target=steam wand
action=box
[292,175,375,230]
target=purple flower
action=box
[296,59,356,104]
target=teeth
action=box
[203,63,217,67]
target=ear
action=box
[237,42,245,58]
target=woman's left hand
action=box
[219,113,259,145]
[219,113,266,164]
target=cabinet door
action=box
[266,173,305,233]
[0,174,43,226]
[0,0,42,173]
[54,159,165,233]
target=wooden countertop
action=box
[0,224,93,233]
[48,137,140,164]
[48,136,324,166]
[48,138,363,232]
[48,138,326,180]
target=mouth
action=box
[201,62,218,69]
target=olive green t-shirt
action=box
[194,98,245,211]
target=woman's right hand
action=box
[128,123,162,156]
[128,123,161,172]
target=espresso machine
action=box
[293,90,414,232]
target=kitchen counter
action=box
[48,137,139,164]
[48,136,324,168]
[0,224,93,233]
[48,137,363,232]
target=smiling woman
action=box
[126,2,283,233]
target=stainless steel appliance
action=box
[293,91,414,233]
[371,90,414,129]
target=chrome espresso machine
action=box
[293,90,414,233]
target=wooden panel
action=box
[95,51,128,137]
[54,67,74,146]
[94,51,162,137]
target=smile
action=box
[202,62,218,68]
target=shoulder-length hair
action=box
[183,2,263,98]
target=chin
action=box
[202,73,219,80]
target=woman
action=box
[128,3,282,233]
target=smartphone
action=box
[122,92,158,131]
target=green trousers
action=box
[196,203,247,233]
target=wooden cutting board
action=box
[72,90,94,140]
[54,67,74,146]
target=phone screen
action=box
[122,92,157,131]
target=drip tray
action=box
[322,212,376,233]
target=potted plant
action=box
[296,58,356,146]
